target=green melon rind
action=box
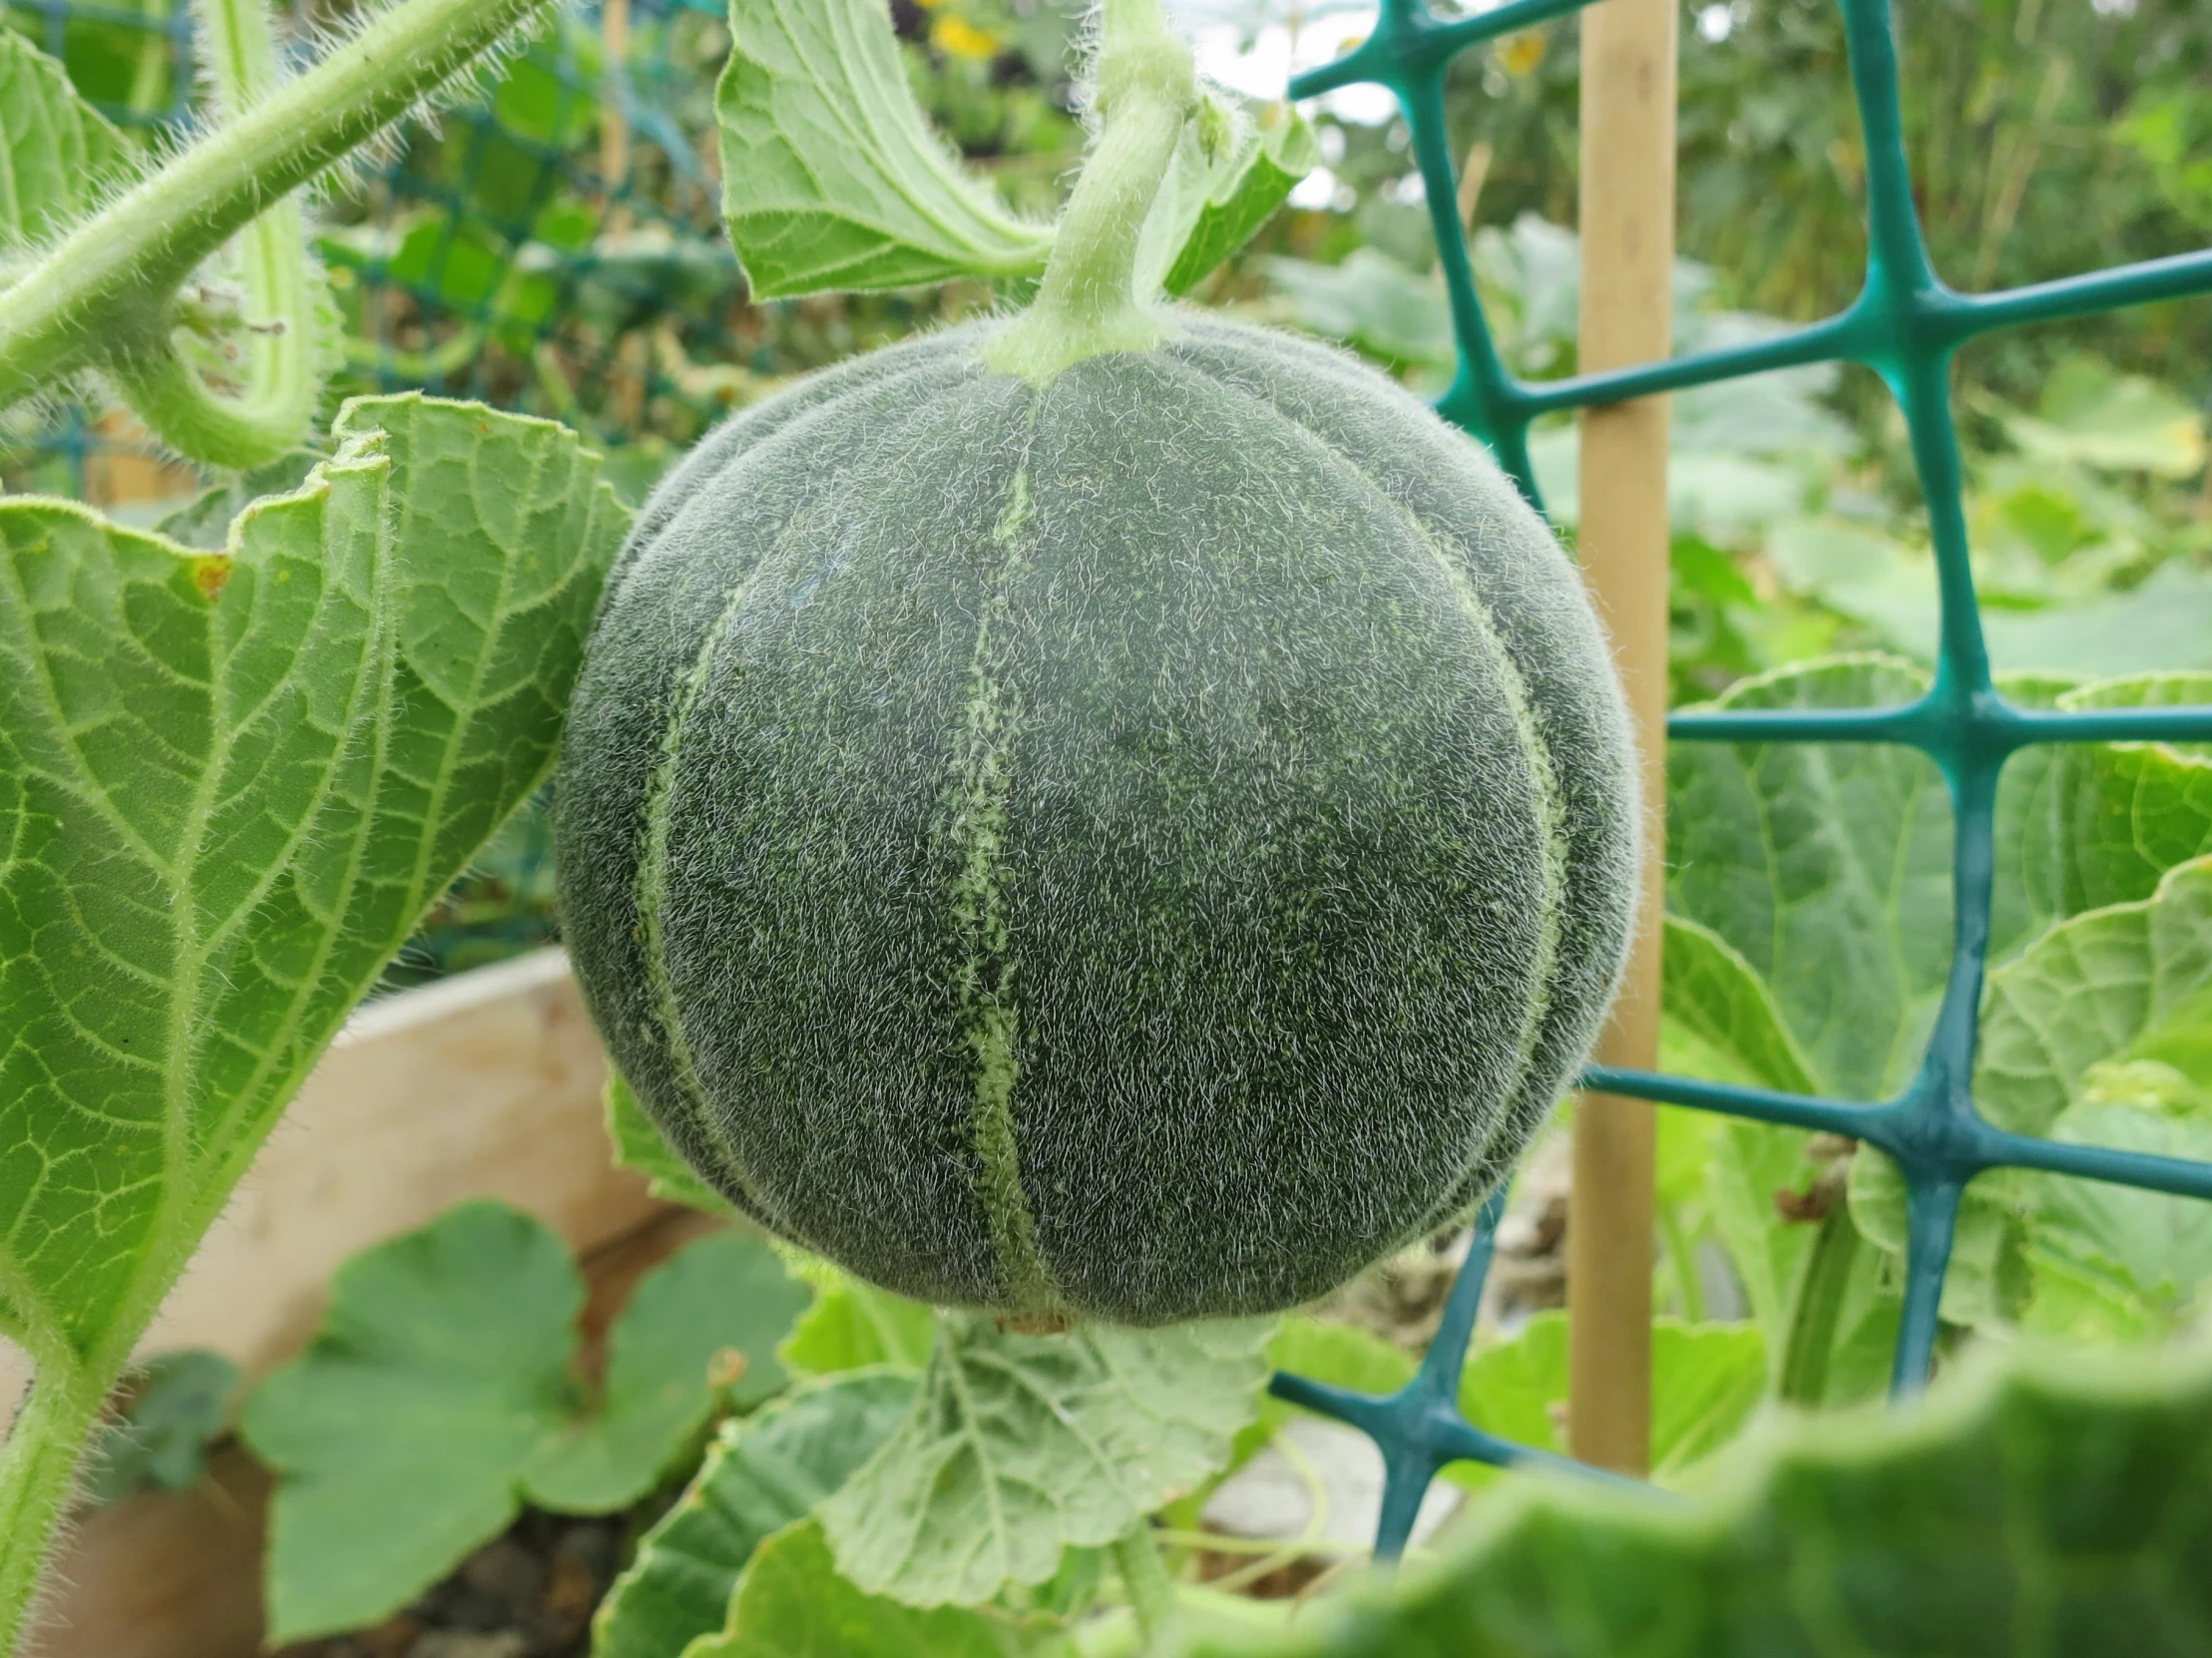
[636,565,786,1228]
[558,333,993,1255]
[986,347,1553,1320]
[559,315,1638,1323]
[1151,344,1571,1241]
[655,363,1038,1306]
[945,444,1064,1312]
[1166,317,1640,1225]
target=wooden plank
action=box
[1566,0,1676,1476]
[7,950,674,1654]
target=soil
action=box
[275,1512,636,1658]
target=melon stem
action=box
[981,0,1196,383]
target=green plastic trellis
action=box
[1266,0,2212,1559]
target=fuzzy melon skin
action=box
[556,313,1638,1325]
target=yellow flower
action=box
[1497,29,1547,77]
[931,13,1003,60]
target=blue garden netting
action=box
[1268,0,2212,1559]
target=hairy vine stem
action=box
[980,0,1198,382]
[1110,1517,1181,1649]
[0,0,551,424]
[103,0,327,467]
[0,1359,105,1658]
[1777,1200,1862,1408]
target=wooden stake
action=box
[1567,0,1675,1476]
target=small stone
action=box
[1201,1417,1460,1549]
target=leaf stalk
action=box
[1110,1518,1180,1651]
[103,0,328,467]
[981,0,1197,382]
[0,1360,106,1657]
[0,0,549,419]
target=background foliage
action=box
[9,0,2212,1651]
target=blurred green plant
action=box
[1656,658,2212,1399]
[1183,1328,2212,1658]
[1262,213,2212,699]
[242,1205,813,1642]
[83,1350,240,1505]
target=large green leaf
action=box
[2024,1102,2212,1342]
[1978,857,2212,1137]
[777,1271,938,1379]
[1992,673,2212,960]
[594,1370,920,1658]
[0,30,132,261]
[818,1314,1274,1606]
[1854,857,2212,1330]
[1659,915,1819,1096]
[0,395,623,1372]
[1180,1334,2212,1658]
[1139,97,1317,299]
[686,1519,1040,1658]
[1445,1313,1766,1490]
[1666,659,2212,1336]
[715,0,1052,296]
[1667,655,1953,1102]
[240,1203,809,1642]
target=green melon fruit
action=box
[555,310,1638,1326]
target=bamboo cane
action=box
[1566,0,1676,1476]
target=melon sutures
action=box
[556,12,1638,1327]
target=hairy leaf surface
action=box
[0,396,623,1371]
[819,1313,1273,1606]
[716,0,1052,295]
[594,1370,919,1658]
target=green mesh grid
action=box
[1267,0,2212,1558]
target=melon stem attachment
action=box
[982,0,1197,383]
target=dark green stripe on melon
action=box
[557,316,1637,1325]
